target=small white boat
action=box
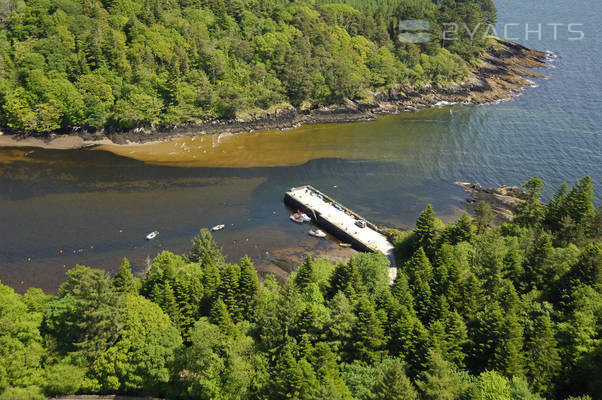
[290,214,304,223]
[146,231,159,240]
[308,229,327,238]
[291,212,311,223]
[339,242,352,248]
[211,224,225,232]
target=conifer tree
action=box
[188,228,225,266]
[391,273,414,310]
[160,281,179,324]
[443,311,469,367]
[405,247,434,285]
[416,352,465,400]
[516,176,545,227]
[566,243,601,291]
[237,255,259,317]
[496,311,525,379]
[295,254,317,289]
[328,259,363,299]
[218,264,241,321]
[351,296,386,364]
[414,204,436,258]
[112,258,140,294]
[326,292,357,360]
[524,232,554,290]
[210,298,235,335]
[373,358,418,400]
[544,181,569,231]
[525,313,561,396]
[450,212,474,244]
[296,304,317,338]
[173,278,194,334]
[475,201,493,234]
[412,276,434,324]
[590,206,602,240]
[565,175,595,226]
[199,261,221,314]
[272,345,318,399]
[457,273,485,319]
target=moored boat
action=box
[211,224,225,231]
[339,242,352,247]
[290,213,304,223]
[308,229,327,238]
[146,231,159,240]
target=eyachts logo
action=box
[398,20,431,44]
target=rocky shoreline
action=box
[456,181,527,223]
[0,39,548,149]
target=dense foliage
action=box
[0,175,600,400]
[0,0,495,133]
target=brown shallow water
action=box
[96,112,443,168]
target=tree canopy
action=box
[0,175,600,399]
[0,0,495,133]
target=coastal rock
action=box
[456,181,526,223]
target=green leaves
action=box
[0,0,491,133]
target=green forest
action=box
[0,0,496,133]
[0,176,600,399]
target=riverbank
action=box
[0,39,548,151]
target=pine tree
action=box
[566,243,601,291]
[544,182,569,232]
[496,311,525,379]
[237,255,259,318]
[272,345,318,399]
[210,298,235,335]
[112,257,140,294]
[295,254,317,289]
[405,247,434,284]
[160,281,179,324]
[416,352,465,400]
[565,176,595,226]
[218,264,241,321]
[457,273,485,320]
[414,204,436,258]
[590,206,602,240]
[443,311,469,367]
[373,358,418,400]
[391,273,414,310]
[475,201,493,234]
[523,232,554,290]
[516,176,545,227]
[328,259,363,299]
[389,309,431,376]
[412,276,433,324]
[451,212,474,244]
[188,228,225,266]
[351,296,386,364]
[296,304,317,338]
[525,313,561,396]
[326,292,357,361]
[173,278,195,334]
